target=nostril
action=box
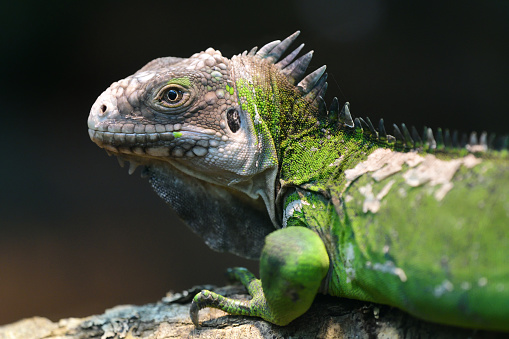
[100,104,108,114]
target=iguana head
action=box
[88,32,328,258]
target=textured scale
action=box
[87,32,509,332]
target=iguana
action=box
[87,31,509,332]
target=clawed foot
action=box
[190,267,268,327]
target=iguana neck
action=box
[279,124,380,192]
[230,54,379,196]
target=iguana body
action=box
[88,32,509,331]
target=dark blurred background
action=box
[1,0,508,325]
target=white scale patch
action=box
[433,279,454,297]
[478,277,488,287]
[329,156,344,167]
[345,149,424,183]
[358,180,395,213]
[345,149,482,202]
[282,199,311,227]
[366,260,408,282]
[402,154,481,201]
[460,281,472,290]
[344,243,356,283]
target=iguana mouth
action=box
[88,127,216,158]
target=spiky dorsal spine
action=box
[250,32,508,154]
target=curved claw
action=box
[190,297,201,327]
[190,289,220,327]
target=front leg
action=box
[191,226,330,326]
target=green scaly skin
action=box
[87,32,509,331]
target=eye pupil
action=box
[167,89,179,101]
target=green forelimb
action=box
[191,227,330,326]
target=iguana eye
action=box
[155,84,191,109]
[163,87,183,104]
